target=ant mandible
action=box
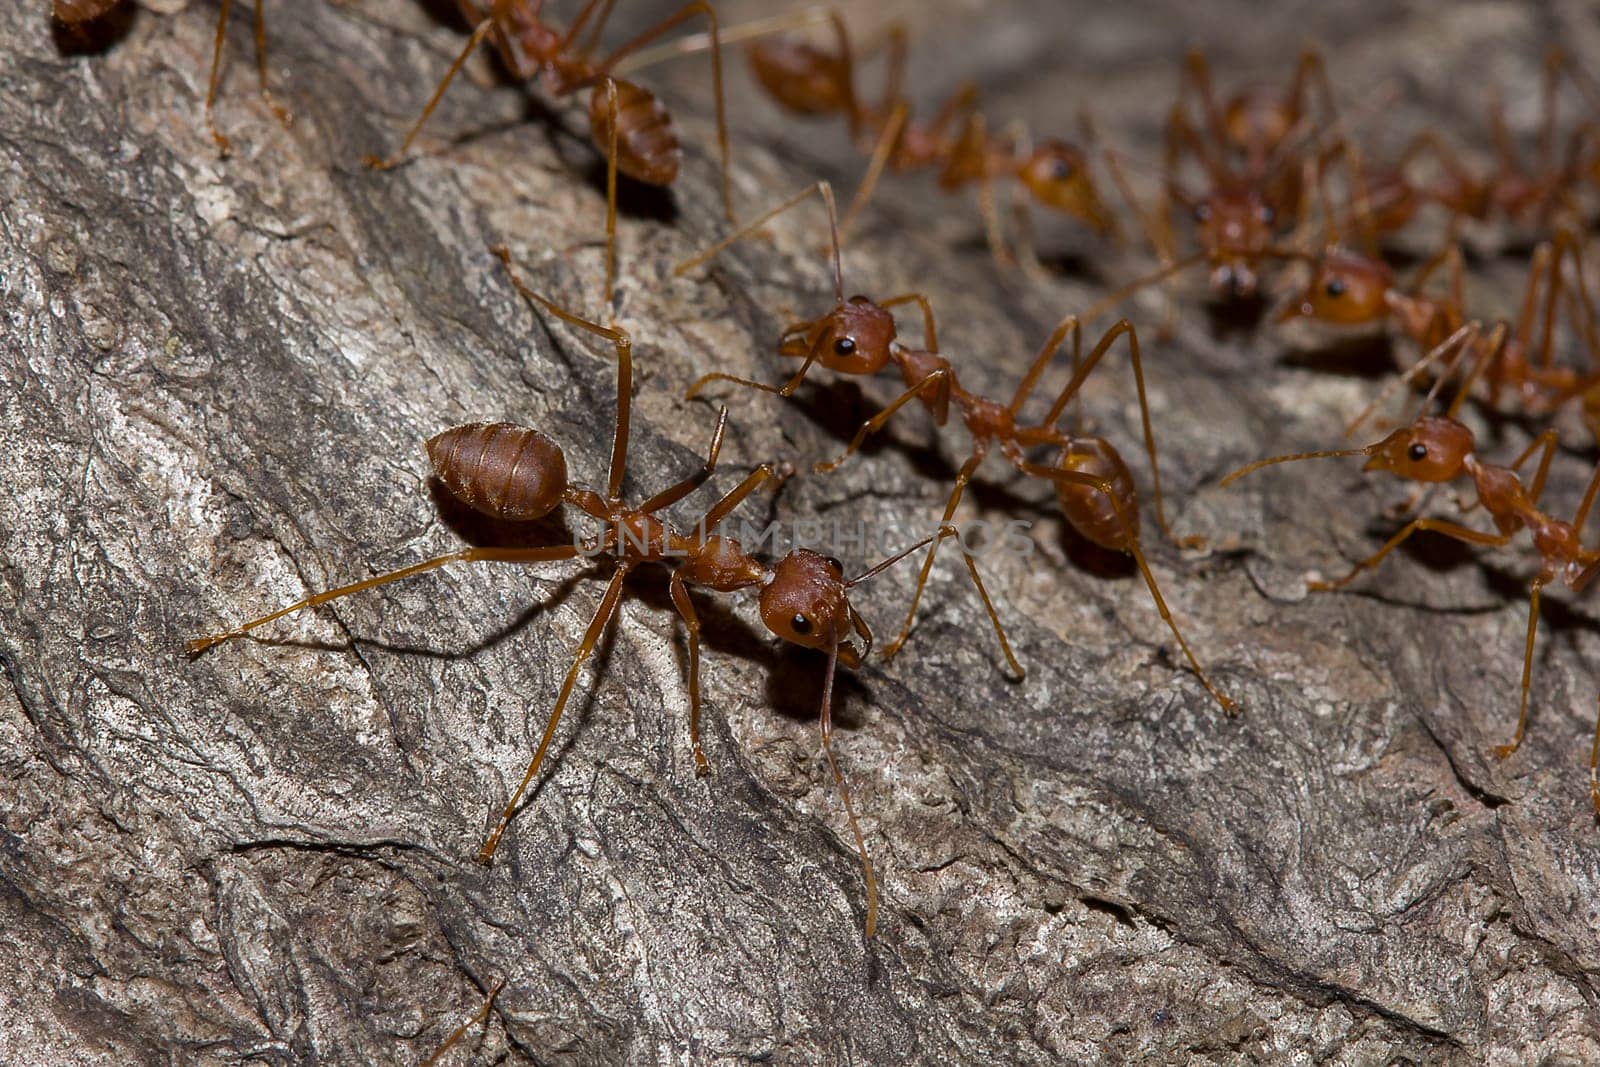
[187,131,919,936]
[675,181,1236,714]
[1224,321,1600,808]
[364,0,736,224]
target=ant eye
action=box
[834,337,857,356]
[1193,203,1212,222]
[1258,204,1276,223]
[824,555,844,573]
[1408,443,1428,461]
[791,613,813,635]
[1050,158,1073,180]
[1324,277,1348,298]
[848,294,871,305]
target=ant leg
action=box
[421,978,505,1067]
[1103,149,1175,268]
[636,408,729,515]
[1506,429,1561,504]
[812,369,953,473]
[492,246,635,500]
[699,464,778,533]
[1015,461,1232,713]
[363,0,521,169]
[869,22,909,141]
[1344,322,1479,437]
[573,0,620,55]
[186,544,585,654]
[881,452,1024,678]
[595,1,735,222]
[840,101,909,242]
[250,0,289,126]
[977,170,1015,268]
[956,544,1024,680]
[1032,319,1190,546]
[1179,49,1228,157]
[479,564,630,862]
[816,641,878,937]
[1306,517,1510,592]
[669,573,711,775]
[1567,452,1600,536]
[1494,580,1549,760]
[1592,693,1600,815]
[205,0,237,154]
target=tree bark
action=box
[4,0,1600,1062]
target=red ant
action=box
[1332,47,1600,247]
[1224,321,1600,808]
[186,151,920,937]
[621,8,1112,263]
[1098,51,1336,315]
[363,0,736,224]
[1277,229,1600,438]
[675,181,1236,714]
[51,0,288,154]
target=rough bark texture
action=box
[5,0,1600,1063]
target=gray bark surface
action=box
[4,0,1600,1062]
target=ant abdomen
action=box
[589,79,680,186]
[1053,438,1140,551]
[52,0,118,23]
[427,422,570,521]
[747,40,849,116]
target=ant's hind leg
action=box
[186,544,585,655]
[1493,581,1547,761]
[478,565,631,862]
[669,574,712,776]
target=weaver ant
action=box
[622,7,1112,263]
[1277,228,1600,438]
[1224,321,1600,807]
[675,181,1236,714]
[51,0,288,154]
[1097,50,1337,320]
[1332,47,1600,248]
[364,0,735,223]
[187,142,919,937]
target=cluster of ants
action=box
[62,0,1600,1038]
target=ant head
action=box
[1194,186,1277,283]
[780,296,897,375]
[1277,250,1392,326]
[759,550,862,666]
[1362,417,1475,482]
[1019,141,1110,230]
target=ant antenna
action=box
[1221,446,1373,487]
[675,181,844,304]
